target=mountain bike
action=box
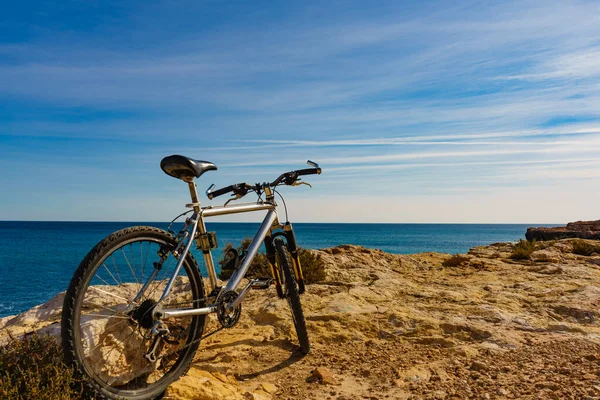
[61,155,321,400]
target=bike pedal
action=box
[250,278,273,290]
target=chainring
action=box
[216,290,242,328]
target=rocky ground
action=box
[2,239,600,399]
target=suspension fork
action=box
[264,232,285,298]
[265,223,306,297]
[284,222,305,294]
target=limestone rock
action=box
[411,336,457,347]
[3,238,600,399]
[257,382,278,395]
[526,220,600,241]
[310,367,340,385]
[165,368,247,400]
[470,360,488,372]
[396,365,432,383]
[583,373,598,381]
[530,249,562,263]
[527,264,563,274]
[243,390,272,400]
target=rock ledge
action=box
[526,219,600,241]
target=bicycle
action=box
[61,155,322,400]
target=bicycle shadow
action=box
[193,338,307,380]
[200,337,294,352]
[236,350,307,380]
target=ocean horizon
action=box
[0,221,553,318]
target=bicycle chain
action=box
[162,298,208,308]
[154,296,220,361]
[152,286,245,361]
[156,324,224,361]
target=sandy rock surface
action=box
[2,239,600,399]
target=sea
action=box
[0,221,550,318]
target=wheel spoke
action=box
[83,313,130,320]
[130,243,136,282]
[121,247,140,285]
[83,318,130,353]
[90,285,133,303]
[102,263,121,286]
[146,258,177,300]
[83,299,123,314]
[111,254,123,284]
[65,229,206,398]
[141,242,147,283]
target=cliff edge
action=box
[526,220,600,241]
[2,240,600,399]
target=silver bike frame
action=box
[154,182,281,319]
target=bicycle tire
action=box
[274,238,310,354]
[61,226,206,400]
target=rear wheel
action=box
[61,226,206,399]
[274,238,310,354]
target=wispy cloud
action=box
[1,0,600,221]
[235,125,600,146]
[497,46,600,81]
[220,140,600,167]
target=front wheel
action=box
[274,238,310,354]
[61,226,206,400]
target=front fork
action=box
[265,222,306,298]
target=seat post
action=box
[187,180,219,289]
[187,181,201,212]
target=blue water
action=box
[0,221,548,318]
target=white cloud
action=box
[2,0,600,221]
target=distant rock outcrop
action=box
[526,220,600,241]
[2,240,600,399]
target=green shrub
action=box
[442,253,470,267]
[298,248,327,283]
[572,240,600,256]
[218,238,326,283]
[0,334,84,400]
[510,239,537,260]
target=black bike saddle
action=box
[160,155,217,182]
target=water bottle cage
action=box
[195,231,218,252]
[222,247,246,271]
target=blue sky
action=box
[1,0,600,222]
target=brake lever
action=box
[224,193,243,207]
[292,180,312,188]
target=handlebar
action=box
[206,160,321,200]
[207,184,235,199]
[270,167,321,186]
[206,182,251,200]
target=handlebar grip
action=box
[296,167,321,176]
[271,167,322,186]
[208,184,235,199]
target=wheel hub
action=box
[130,299,157,330]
